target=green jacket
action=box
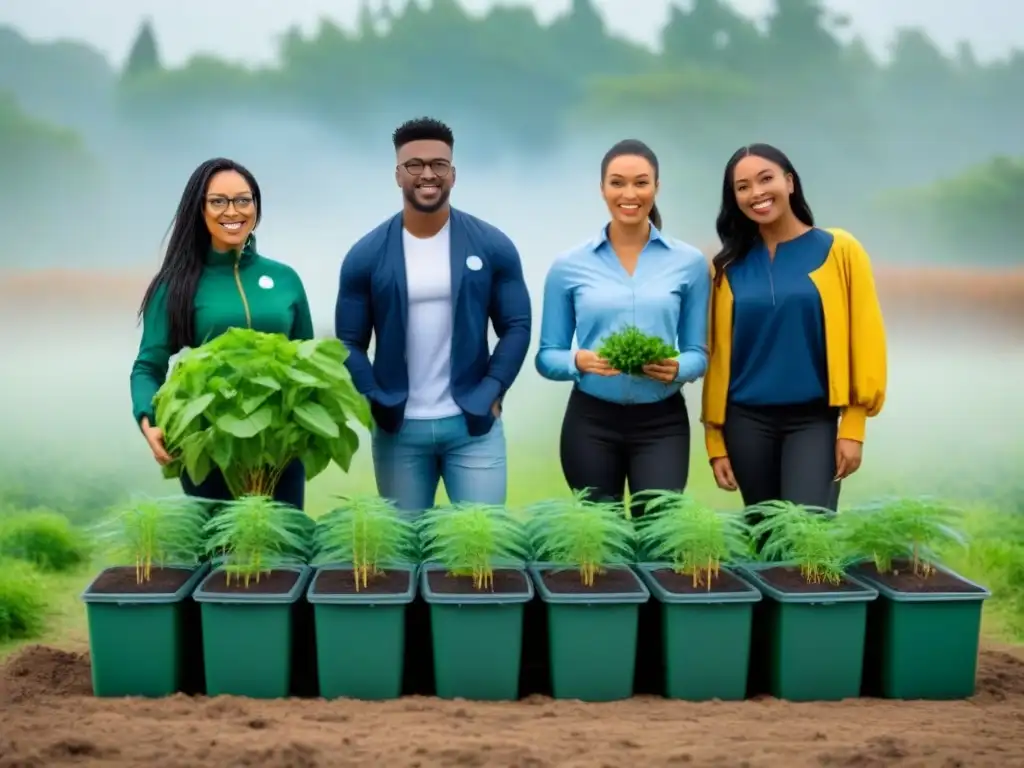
[130,238,314,427]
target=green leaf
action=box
[216,406,273,439]
[293,402,340,439]
[327,424,360,472]
[167,392,216,442]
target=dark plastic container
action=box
[529,563,650,702]
[306,563,418,700]
[193,564,312,699]
[636,562,761,701]
[81,563,209,697]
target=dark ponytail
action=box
[601,139,662,229]
[712,143,813,282]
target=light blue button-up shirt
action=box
[535,224,711,405]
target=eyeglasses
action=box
[207,195,254,212]
[399,159,452,177]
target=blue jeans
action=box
[371,415,507,516]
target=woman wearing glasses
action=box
[129,157,314,508]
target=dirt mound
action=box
[0,645,1022,767]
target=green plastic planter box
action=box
[306,563,418,700]
[636,562,762,701]
[529,563,650,702]
[81,563,209,697]
[420,562,533,701]
[737,562,878,702]
[193,564,312,699]
[854,562,991,699]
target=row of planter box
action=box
[81,559,990,702]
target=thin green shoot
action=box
[840,496,967,577]
[418,503,529,591]
[92,495,207,584]
[634,491,750,590]
[748,500,851,586]
[312,494,416,591]
[203,495,313,588]
[525,489,635,587]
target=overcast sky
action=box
[2,0,1022,68]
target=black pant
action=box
[723,400,840,512]
[559,388,690,516]
[179,459,307,510]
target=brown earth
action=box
[1,643,1023,767]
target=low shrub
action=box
[0,558,48,642]
[0,509,90,573]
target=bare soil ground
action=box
[0,643,1022,768]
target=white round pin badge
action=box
[466,255,483,271]
[258,275,274,289]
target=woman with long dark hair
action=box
[536,139,710,511]
[701,143,887,516]
[130,158,314,508]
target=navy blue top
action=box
[335,208,532,437]
[726,227,832,407]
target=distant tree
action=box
[123,19,161,80]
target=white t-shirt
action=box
[402,221,461,419]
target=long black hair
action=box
[712,143,813,280]
[138,158,262,352]
[600,139,662,230]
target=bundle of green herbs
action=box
[596,325,678,376]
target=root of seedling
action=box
[473,567,494,591]
[579,563,601,587]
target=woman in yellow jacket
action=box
[702,143,887,514]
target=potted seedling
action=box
[735,500,878,701]
[306,494,418,700]
[418,502,534,701]
[191,494,314,698]
[596,324,678,376]
[81,495,208,697]
[153,328,372,499]
[633,491,762,701]
[841,497,991,699]
[525,490,650,702]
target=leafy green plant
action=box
[93,496,207,584]
[0,509,90,572]
[204,495,313,588]
[635,491,751,589]
[748,501,852,586]
[840,497,967,577]
[312,495,416,591]
[0,558,47,642]
[596,325,678,376]
[526,490,635,587]
[418,503,529,590]
[153,328,372,498]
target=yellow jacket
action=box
[701,228,887,460]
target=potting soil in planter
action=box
[739,564,878,702]
[307,564,417,700]
[530,564,650,702]
[637,564,761,701]
[421,564,533,701]
[853,559,990,700]
[81,564,208,697]
[193,565,311,699]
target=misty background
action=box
[1,0,1022,516]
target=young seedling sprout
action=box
[312,495,415,591]
[203,495,313,588]
[94,496,207,584]
[748,500,851,586]
[526,489,635,587]
[841,497,966,577]
[418,503,528,590]
[635,491,750,590]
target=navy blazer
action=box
[335,208,532,437]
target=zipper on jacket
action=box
[234,253,253,329]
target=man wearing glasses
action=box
[335,117,531,516]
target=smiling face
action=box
[731,154,794,226]
[203,170,257,251]
[396,139,455,214]
[602,154,658,227]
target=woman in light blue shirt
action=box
[535,139,711,513]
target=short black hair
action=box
[392,117,454,151]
